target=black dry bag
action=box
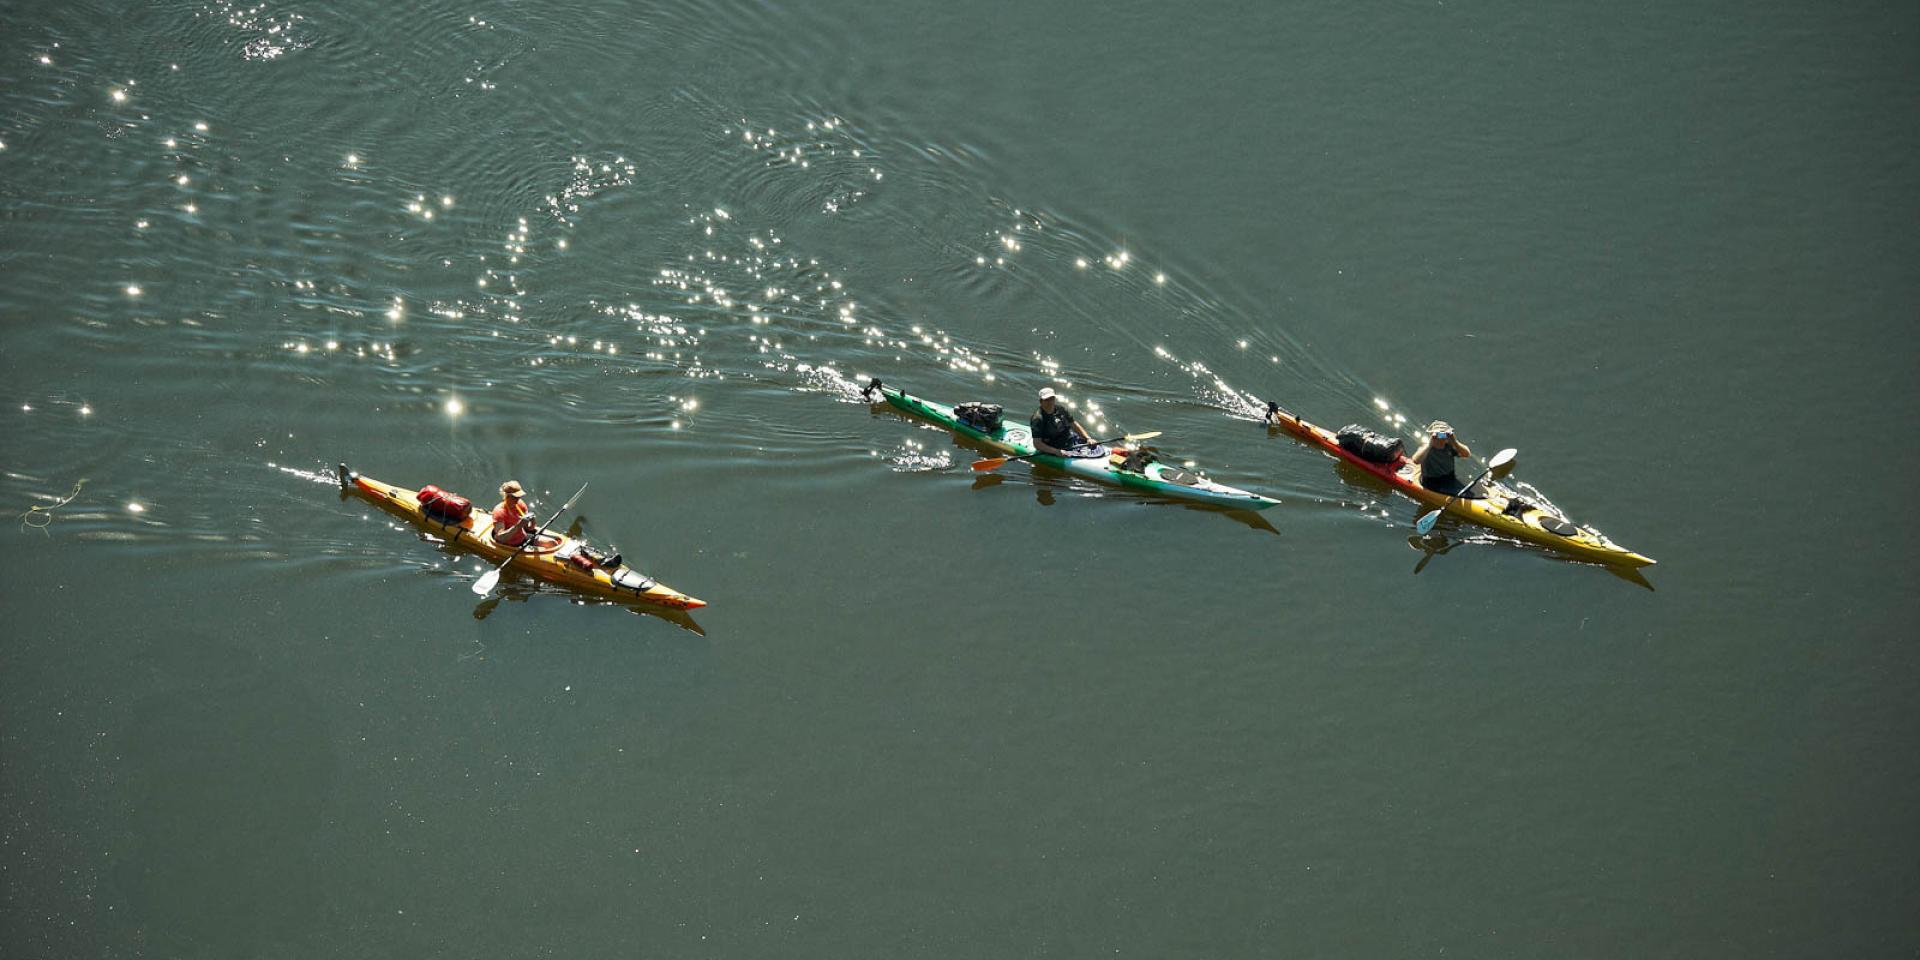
[954,402,1004,432]
[1335,425,1405,465]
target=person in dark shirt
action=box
[1030,387,1095,456]
[1409,420,1484,498]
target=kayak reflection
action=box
[471,578,709,634]
[1407,533,1460,576]
[1404,532,1655,592]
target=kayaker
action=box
[490,480,539,546]
[1031,387,1095,456]
[1410,421,1484,498]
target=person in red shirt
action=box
[490,480,537,546]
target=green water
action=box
[2,0,1915,955]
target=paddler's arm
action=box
[1069,415,1093,444]
[1452,438,1472,458]
[1410,438,1431,464]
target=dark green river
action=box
[3,0,1915,955]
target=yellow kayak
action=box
[338,465,707,609]
[1264,405,1655,568]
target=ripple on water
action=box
[195,0,317,63]
[0,0,1434,586]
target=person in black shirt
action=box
[1030,387,1095,456]
[1410,419,1483,498]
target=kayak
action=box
[867,381,1280,510]
[1262,403,1654,567]
[337,465,707,609]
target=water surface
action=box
[2,0,1915,956]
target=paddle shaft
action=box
[972,431,1162,471]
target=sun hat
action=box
[1427,420,1453,437]
[1038,387,1056,400]
[500,480,525,498]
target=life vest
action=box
[491,499,531,545]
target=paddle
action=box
[970,432,1163,472]
[471,482,589,596]
[1414,448,1516,535]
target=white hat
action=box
[1038,387,1056,400]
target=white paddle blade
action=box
[1415,509,1442,535]
[1490,447,1518,470]
[472,569,501,596]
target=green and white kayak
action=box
[865,380,1279,510]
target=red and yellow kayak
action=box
[1264,406,1655,567]
[338,465,707,609]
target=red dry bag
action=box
[416,484,473,523]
